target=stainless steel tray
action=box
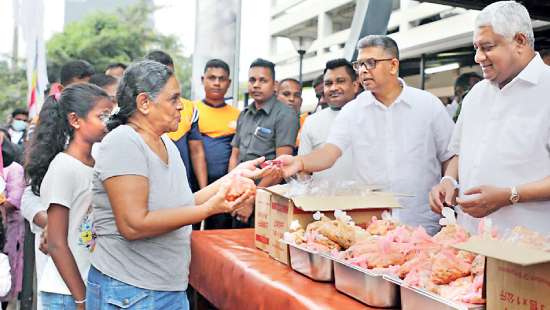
[384,275,485,310]
[331,256,400,308]
[281,240,334,282]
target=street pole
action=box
[298,49,305,85]
[420,53,426,90]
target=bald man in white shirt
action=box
[278,35,455,235]
[430,1,550,234]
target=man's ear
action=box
[513,32,530,51]
[390,59,400,76]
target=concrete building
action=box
[269,0,549,107]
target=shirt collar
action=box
[512,53,545,86]
[247,95,276,115]
[361,78,412,108]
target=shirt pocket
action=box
[497,117,538,163]
[249,127,275,157]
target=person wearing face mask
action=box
[277,36,455,235]
[6,109,29,164]
[298,59,358,182]
[430,1,550,235]
[7,109,29,146]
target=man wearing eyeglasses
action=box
[277,35,455,235]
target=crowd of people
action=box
[0,1,549,309]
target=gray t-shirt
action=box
[91,125,193,291]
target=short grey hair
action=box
[356,35,400,60]
[475,1,534,49]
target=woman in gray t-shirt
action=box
[87,60,268,310]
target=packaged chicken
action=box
[224,174,256,201]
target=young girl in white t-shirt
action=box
[26,83,114,309]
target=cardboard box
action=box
[456,237,550,310]
[254,188,271,252]
[263,184,402,265]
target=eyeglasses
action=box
[352,58,394,71]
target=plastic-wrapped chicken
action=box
[504,226,550,251]
[366,211,398,235]
[430,249,474,285]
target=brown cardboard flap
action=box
[455,237,550,266]
[262,185,402,211]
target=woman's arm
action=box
[47,204,86,304]
[104,175,253,241]
[194,157,270,205]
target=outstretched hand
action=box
[275,155,303,178]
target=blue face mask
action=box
[11,119,28,132]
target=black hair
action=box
[313,74,324,88]
[454,72,482,95]
[323,58,357,81]
[357,35,400,60]
[541,49,550,59]
[106,62,127,71]
[279,78,301,89]
[109,60,174,131]
[11,108,29,118]
[145,50,174,67]
[249,58,275,80]
[89,73,118,88]
[60,60,95,86]
[1,128,16,168]
[25,83,109,196]
[204,59,230,75]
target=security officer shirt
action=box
[232,95,299,163]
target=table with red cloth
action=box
[189,228,383,310]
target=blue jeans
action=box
[41,292,77,310]
[86,265,189,310]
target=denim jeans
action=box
[86,265,189,310]
[41,292,77,310]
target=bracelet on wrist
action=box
[74,298,86,304]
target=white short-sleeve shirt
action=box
[39,153,94,295]
[449,54,550,234]
[327,80,455,234]
[298,108,354,182]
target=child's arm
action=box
[47,204,86,306]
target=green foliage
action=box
[0,61,28,123]
[46,0,192,97]
[0,1,192,120]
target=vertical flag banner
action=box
[16,0,49,117]
[191,0,241,103]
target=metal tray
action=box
[282,240,334,282]
[331,257,400,308]
[384,275,485,310]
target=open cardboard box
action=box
[455,237,550,310]
[255,184,402,264]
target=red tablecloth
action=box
[189,229,376,310]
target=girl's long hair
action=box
[25,83,108,196]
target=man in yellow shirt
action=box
[193,59,241,229]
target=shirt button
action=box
[123,299,130,306]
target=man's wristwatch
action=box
[509,186,520,204]
[440,176,459,189]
